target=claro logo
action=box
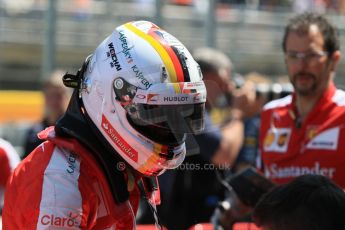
[40,212,79,227]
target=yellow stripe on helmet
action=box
[172,83,182,94]
[124,23,178,83]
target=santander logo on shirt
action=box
[40,212,80,228]
[265,162,336,180]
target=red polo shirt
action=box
[259,82,345,188]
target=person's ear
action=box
[329,50,341,71]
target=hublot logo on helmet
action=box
[107,42,122,71]
[163,96,188,102]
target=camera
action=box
[233,73,294,102]
[255,82,293,102]
[226,167,275,207]
[212,167,275,230]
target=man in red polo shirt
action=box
[259,12,345,188]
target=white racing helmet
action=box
[80,21,206,176]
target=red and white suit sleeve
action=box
[3,134,139,229]
[3,141,94,229]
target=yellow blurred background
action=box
[0,91,43,123]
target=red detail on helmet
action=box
[148,28,185,83]
[147,94,159,102]
[101,115,138,162]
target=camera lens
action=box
[256,83,293,101]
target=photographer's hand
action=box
[231,81,257,120]
[217,190,253,230]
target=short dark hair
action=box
[252,175,345,230]
[193,47,232,76]
[282,12,340,56]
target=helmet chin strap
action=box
[138,177,164,230]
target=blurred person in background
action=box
[211,73,279,230]
[22,69,70,159]
[253,174,345,230]
[231,72,293,173]
[0,138,20,213]
[2,20,206,229]
[259,12,345,189]
[211,12,345,230]
[231,72,273,173]
[164,47,257,230]
[193,47,257,168]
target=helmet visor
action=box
[128,102,204,146]
[130,102,205,134]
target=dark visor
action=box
[127,103,205,145]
